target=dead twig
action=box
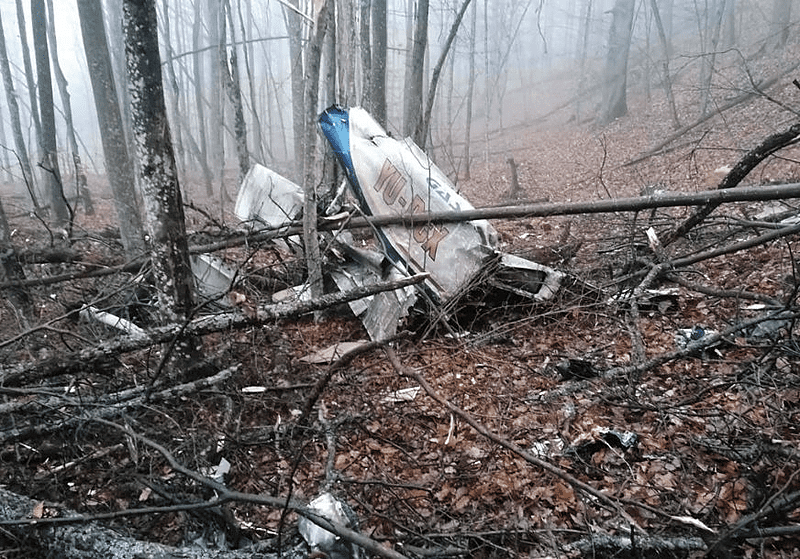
[0,365,239,445]
[384,347,651,531]
[0,273,429,387]
[665,120,800,245]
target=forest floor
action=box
[2,50,800,558]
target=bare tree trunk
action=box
[0,99,11,182]
[0,197,30,316]
[103,0,134,156]
[359,0,372,111]
[14,0,41,146]
[284,0,306,180]
[336,0,357,104]
[371,0,387,126]
[122,0,194,321]
[31,0,70,230]
[221,0,250,186]
[191,1,214,196]
[403,0,428,137]
[598,0,636,125]
[462,0,477,180]
[206,0,224,197]
[575,0,593,121]
[77,0,146,260]
[237,0,268,163]
[159,0,186,176]
[0,9,38,211]
[302,0,331,301]
[649,0,680,129]
[45,0,94,215]
[415,0,474,148]
[699,0,726,116]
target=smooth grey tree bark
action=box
[403,0,428,137]
[414,0,474,148]
[359,0,372,112]
[336,0,357,104]
[159,0,186,175]
[14,0,41,145]
[598,0,636,125]
[46,0,94,215]
[221,0,250,186]
[77,0,146,260]
[462,0,477,179]
[284,0,306,180]
[191,0,214,196]
[302,0,331,301]
[371,0,387,126]
[0,9,38,210]
[122,0,194,321]
[206,0,224,197]
[103,0,134,159]
[31,0,70,230]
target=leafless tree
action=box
[0,8,38,210]
[371,0,387,126]
[122,0,194,321]
[598,0,636,125]
[77,0,146,260]
[403,0,428,137]
[31,0,70,230]
[45,0,93,215]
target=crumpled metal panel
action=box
[319,105,497,304]
[234,163,303,229]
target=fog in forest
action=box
[0,0,793,203]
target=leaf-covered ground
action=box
[2,48,800,558]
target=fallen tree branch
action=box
[384,347,655,530]
[3,183,800,293]
[0,485,266,559]
[0,365,239,445]
[602,310,800,382]
[0,273,429,387]
[298,337,397,426]
[625,59,800,166]
[566,533,707,555]
[664,120,800,245]
[705,486,800,557]
[613,220,800,287]
[1,416,413,559]
[666,272,782,306]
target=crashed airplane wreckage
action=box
[234,106,568,341]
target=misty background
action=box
[0,0,795,206]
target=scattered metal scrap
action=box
[228,106,569,341]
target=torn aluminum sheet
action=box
[492,252,565,302]
[79,305,147,340]
[235,164,303,228]
[191,254,236,306]
[235,163,304,253]
[319,105,497,304]
[328,231,418,341]
[298,492,361,558]
[299,340,371,364]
